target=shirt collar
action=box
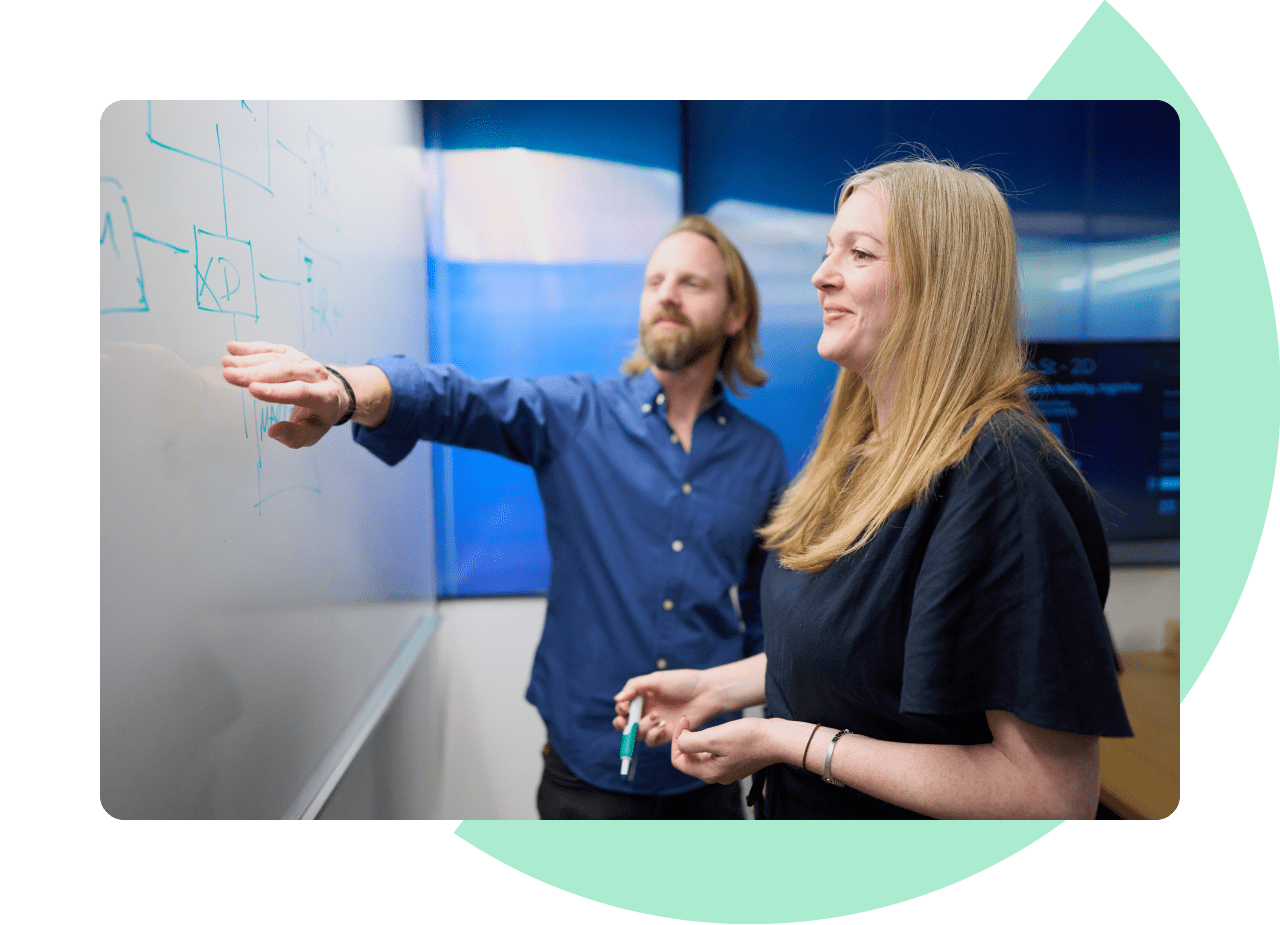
[631,369,730,418]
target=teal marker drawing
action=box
[619,696,643,778]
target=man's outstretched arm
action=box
[221,340,392,448]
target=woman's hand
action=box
[670,716,779,785]
[614,669,719,747]
[614,653,769,748]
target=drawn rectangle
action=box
[101,179,148,313]
[195,228,259,319]
[296,238,345,362]
[307,127,340,231]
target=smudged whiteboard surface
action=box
[101,101,435,818]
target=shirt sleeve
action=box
[350,354,591,469]
[899,422,1132,738]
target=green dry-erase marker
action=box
[619,696,644,777]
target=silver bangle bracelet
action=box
[823,729,850,787]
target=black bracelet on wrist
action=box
[325,366,357,426]
[800,723,822,773]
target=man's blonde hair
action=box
[622,215,767,396]
[761,158,1070,572]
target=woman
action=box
[613,158,1131,819]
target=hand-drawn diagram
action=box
[307,127,340,231]
[297,238,345,362]
[195,228,259,319]
[252,397,324,512]
[101,178,148,313]
[102,101,432,823]
[105,101,359,512]
[148,100,272,193]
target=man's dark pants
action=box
[537,742,745,820]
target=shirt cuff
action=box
[350,355,430,465]
[364,354,430,440]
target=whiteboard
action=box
[100,101,436,818]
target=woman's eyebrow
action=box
[834,229,885,247]
[855,227,885,244]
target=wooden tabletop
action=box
[1099,649,1179,819]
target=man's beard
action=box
[641,314,726,372]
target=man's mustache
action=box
[649,311,690,329]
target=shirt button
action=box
[641,403,652,413]
[669,432,680,444]
[739,620,747,632]
[682,483,692,494]
[656,658,668,670]
[671,540,683,552]
[663,599,674,611]
[656,393,666,405]
[717,416,727,426]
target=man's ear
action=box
[724,303,747,338]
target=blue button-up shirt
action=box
[352,357,788,795]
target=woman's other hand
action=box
[670,716,778,785]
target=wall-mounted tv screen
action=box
[1026,341,1180,564]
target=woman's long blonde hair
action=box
[760,158,1066,573]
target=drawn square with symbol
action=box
[194,228,259,319]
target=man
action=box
[222,215,788,819]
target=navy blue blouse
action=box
[756,411,1132,819]
[352,356,789,795]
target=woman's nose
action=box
[812,258,839,291]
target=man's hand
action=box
[221,341,345,448]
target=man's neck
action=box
[653,355,720,451]
[653,358,719,414]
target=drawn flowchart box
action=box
[195,229,259,319]
[101,179,148,314]
[296,238,345,362]
[307,127,340,231]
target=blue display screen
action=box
[1027,341,1180,557]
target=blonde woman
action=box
[613,159,1132,819]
